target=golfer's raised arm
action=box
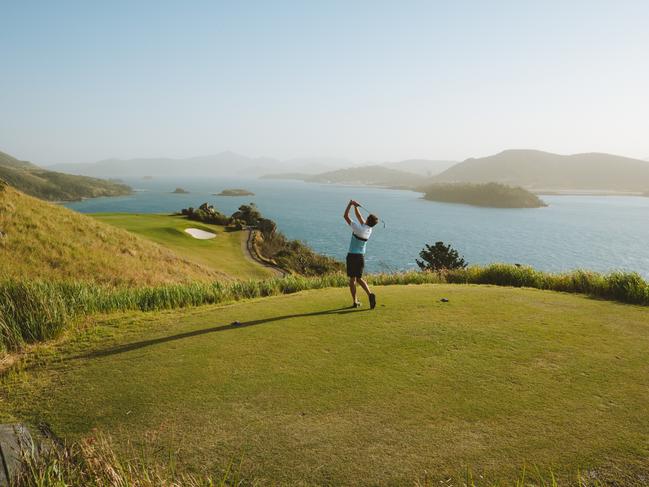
[343,200,353,225]
[353,203,365,225]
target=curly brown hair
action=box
[366,214,379,227]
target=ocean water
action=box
[63,178,649,277]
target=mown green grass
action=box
[4,285,649,485]
[92,213,275,280]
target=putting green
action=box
[3,285,649,484]
[91,213,276,280]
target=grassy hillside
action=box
[0,185,224,285]
[419,182,547,208]
[435,149,649,192]
[0,151,37,169]
[3,285,648,485]
[0,150,132,201]
[92,213,276,280]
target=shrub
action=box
[258,233,343,276]
[468,263,546,288]
[231,204,261,226]
[257,217,277,237]
[180,203,230,225]
[227,218,246,231]
[417,241,467,271]
[605,272,649,304]
[0,280,69,349]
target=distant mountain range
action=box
[0,150,132,201]
[264,150,649,194]
[17,148,649,195]
[264,165,423,188]
[46,152,353,178]
[262,159,456,187]
[46,152,457,180]
[434,150,649,192]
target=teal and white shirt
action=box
[348,221,372,255]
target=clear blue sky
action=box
[2,0,648,164]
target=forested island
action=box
[216,188,254,196]
[172,187,190,194]
[419,182,547,208]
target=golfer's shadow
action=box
[72,306,369,361]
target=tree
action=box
[257,218,277,237]
[231,204,261,226]
[416,241,467,271]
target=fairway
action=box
[92,213,277,280]
[4,285,649,484]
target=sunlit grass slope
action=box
[5,285,649,485]
[92,213,275,280]
[0,186,223,284]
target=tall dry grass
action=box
[13,431,238,487]
[2,265,648,351]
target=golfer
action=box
[343,199,379,309]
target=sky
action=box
[1,0,648,165]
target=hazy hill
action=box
[47,152,352,178]
[304,165,422,188]
[261,172,312,181]
[434,150,649,192]
[381,159,457,176]
[0,151,37,170]
[0,183,223,285]
[0,150,132,201]
[282,156,352,175]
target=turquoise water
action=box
[64,178,649,277]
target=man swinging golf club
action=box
[343,199,379,309]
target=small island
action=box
[418,182,547,208]
[215,188,255,197]
[172,187,190,194]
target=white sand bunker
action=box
[184,228,217,239]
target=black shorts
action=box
[346,253,365,278]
